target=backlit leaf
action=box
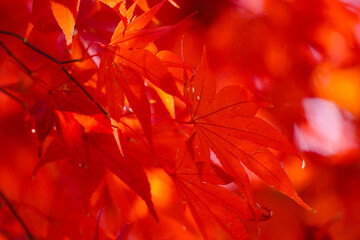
[185,49,311,210]
[50,0,80,47]
[170,148,271,240]
[98,50,124,121]
[87,133,158,222]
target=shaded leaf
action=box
[93,208,104,240]
[98,50,124,121]
[25,0,50,39]
[87,133,158,222]
[31,95,56,144]
[170,148,271,240]
[115,222,130,240]
[54,110,85,163]
[195,162,234,185]
[30,65,102,150]
[113,64,153,148]
[33,137,70,176]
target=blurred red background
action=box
[1,0,360,239]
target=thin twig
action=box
[61,59,82,64]
[0,189,34,239]
[0,40,32,75]
[0,30,109,117]
[0,30,82,64]
[0,30,61,64]
[0,46,50,92]
[61,66,109,117]
[0,88,28,108]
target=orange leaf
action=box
[50,0,80,47]
[99,0,124,8]
[110,1,194,49]
[110,1,166,46]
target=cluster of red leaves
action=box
[166,0,360,239]
[1,0,360,239]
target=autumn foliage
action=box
[1,0,360,239]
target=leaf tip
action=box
[301,159,306,169]
[148,204,159,223]
[168,0,180,9]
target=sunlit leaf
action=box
[185,49,311,210]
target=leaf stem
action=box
[0,189,34,239]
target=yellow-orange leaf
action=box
[50,0,80,47]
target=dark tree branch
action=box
[0,30,80,64]
[0,189,34,239]
[0,40,32,75]
[0,88,28,108]
[0,30,109,117]
[61,66,109,116]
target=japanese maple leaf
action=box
[184,49,312,210]
[30,65,101,151]
[169,147,271,240]
[97,4,193,149]
[85,132,158,222]
[104,0,190,100]
[34,113,158,222]
[95,1,191,148]
[27,0,80,46]
[115,47,182,97]
[109,0,169,48]
[98,49,125,121]
[109,0,194,53]
[32,111,105,205]
[98,49,153,152]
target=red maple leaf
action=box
[184,50,311,209]
[168,147,271,240]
